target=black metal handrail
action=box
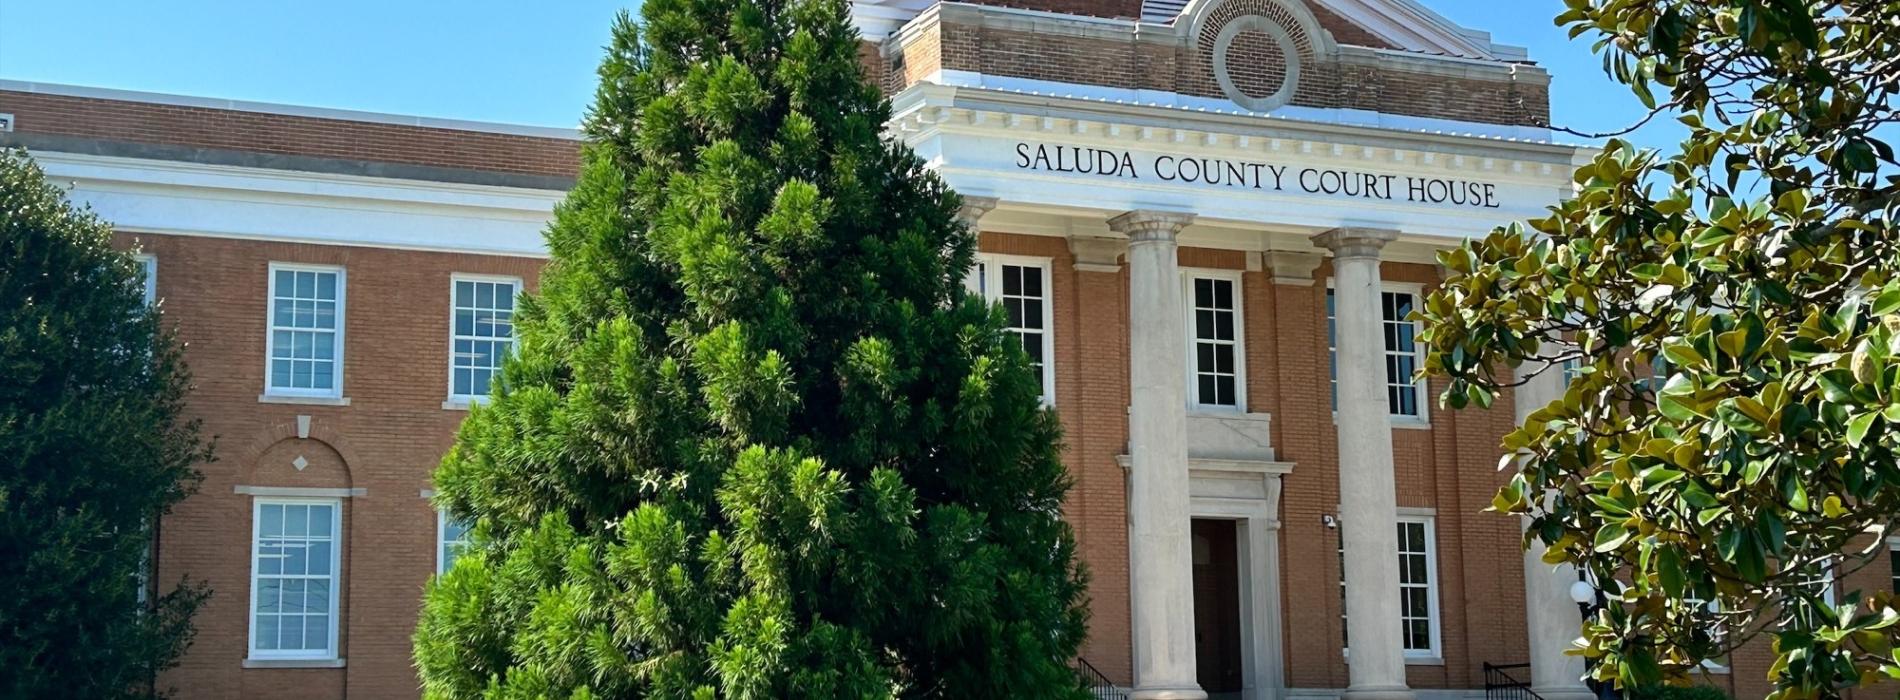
[1484,662,1547,700]
[1073,657,1128,700]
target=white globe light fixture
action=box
[1569,579,1597,605]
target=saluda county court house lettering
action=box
[1014,142,1501,209]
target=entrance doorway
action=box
[1192,518,1244,699]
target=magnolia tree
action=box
[1420,0,1900,697]
[411,0,1089,697]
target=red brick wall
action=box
[1,90,579,179]
[128,232,540,698]
[868,11,1550,128]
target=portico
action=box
[867,0,1596,696]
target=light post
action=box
[1568,577,1620,700]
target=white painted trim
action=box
[32,152,559,258]
[971,253,1057,405]
[446,274,523,404]
[241,658,347,669]
[1185,460,1290,700]
[135,253,158,306]
[1398,513,1444,662]
[234,486,365,498]
[1325,280,1429,425]
[246,497,343,662]
[436,509,473,576]
[258,395,351,407]
[0,79,581,140]
[1336,511,1443,664]
[264,262,347,400]
[1182,267,1248,412]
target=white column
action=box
[1515,363,1595,700]
[1109,210,1206,700]
[1313,227,1413,700]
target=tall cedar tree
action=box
[412,1,1089,698]
[1419,0,1898,696]
[0,148,210,697]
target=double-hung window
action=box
[265,264,345,398]
[1186,272,1243,410]
[1327,286,1425,420]
[249,499,341,660]
[438,511,472,575]
[448,275,520,404]
[967,255,1054,403]
[1891,541,1900,592]
[135,254,157,306]
[1338,513,1441,660]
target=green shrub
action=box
[1627,685,1731,700]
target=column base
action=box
[1530,686,1597,700]
[1130,684,1209,700]
[1341,684,1415,700]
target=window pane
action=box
[255,615,280,650]
[307,542,331,575]
[304,615,329,650]
[280,615,305,650]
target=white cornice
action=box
[1307,0,1526,61]
[33,151,559,257]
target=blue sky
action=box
[0,0,1678,149]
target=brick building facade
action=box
[2,1,1855,698]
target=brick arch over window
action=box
[1178,0,1341,112]
[237,418,360,490]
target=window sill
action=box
[1341,650,1443,667]
[258,394,351,407]
[1328,412,1432,430]
[242,657,345,669]
[442,398,478,411]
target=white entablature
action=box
[888,80,1593,248]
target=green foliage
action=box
[1628,685,1731,700]
[1422,0,1900,697]
[0,148,211,697]
[410,1,1088,698]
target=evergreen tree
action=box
[413,1,1089,697]
[0,148,211,698]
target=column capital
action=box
[1108,210,1196,243]
[1263,251,1324,286]
[1311,227,1398,259]
[1069,236,1127,273]
[956,196,999,231]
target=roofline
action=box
[0,79,584,141]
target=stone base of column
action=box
[1530,686,1597,700]
[1130,685,1209,700]
[1342,684,1416,700]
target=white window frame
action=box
[1183,268,1247,412]
[247,497,342,662]
[445,274,523,407]
[1327,281,1429,426]
[1890,539,1900,593]
[967,254,1056,405]
[135,254,157,306]
[262,262,347,400]
[1394,514,1442,660]
[437,510,472,575]
[1338,510,1442,664]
